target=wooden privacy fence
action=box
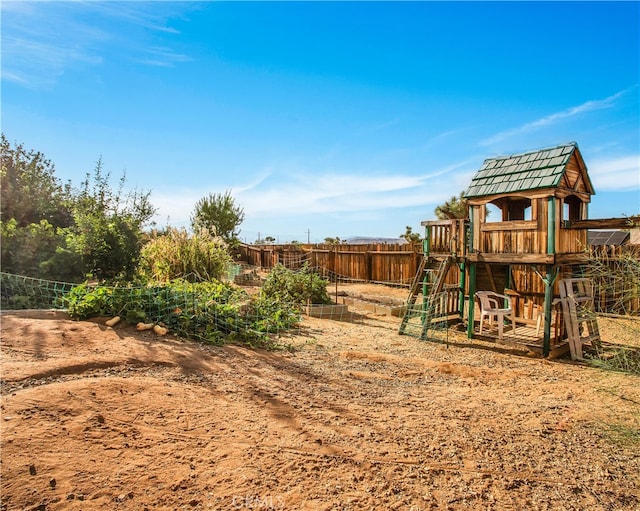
[239,243,423,285]
[239,242,639,316]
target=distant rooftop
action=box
[588,230,630,246]
[346,236,408,245]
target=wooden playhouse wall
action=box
[472,196,588,256]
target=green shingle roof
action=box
[465,142,578,198]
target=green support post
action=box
[543,197,557,356]
[466,209,476,338]
[542,266,557,357]
[467,263,476,338]
[547,197,556,255]
[422,225,431,323]
[458,262,466,320]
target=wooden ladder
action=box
[559,278,601,360]
[399,256,452,337]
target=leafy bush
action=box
[65,278,300,349]
[1,219,83,281]
[261,263,332,305]
[139,227,233,283]
[69,160,155,281]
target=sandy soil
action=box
[1,285,639,511]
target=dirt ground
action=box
[1,283,639,511]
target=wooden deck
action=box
[473,322,571,359]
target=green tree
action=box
[400,225,421,243]
[69,158,156,280]
[435,191,468,220]
[323,237,342,245]
[1,134,73,227]
[0,135,78,279]
[191,191,245,246]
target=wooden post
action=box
[542,266,558,357]
[467,263,476,338]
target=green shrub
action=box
[139,227,233,283]
[261,263,332,305]
[64,278,300,349]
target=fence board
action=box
[238,243,639,315]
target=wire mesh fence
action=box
[0,271,300,348]
[398,290,451,343]
[0,272,76,310]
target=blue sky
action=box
[2,1,639,243]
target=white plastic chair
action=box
[476,291,514,340]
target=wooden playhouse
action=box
[401,142,636,358]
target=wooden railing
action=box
[421,219,466,256]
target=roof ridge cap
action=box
[487,141,578,161]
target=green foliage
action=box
[0,219,83,281]
[139,227,233,283]
[1,133,73,228]
[0,271,76,310]
[0,135,81,280]
[190,190,245,246]
[65,279,300,349]
[69,158,156,280]
[261,263,332,305]
[323,237,342,245]
[435,191,468,220]
[1,137,155,281]
[65,283,117,318]
[589,346,640,376]
[400,225,421,243]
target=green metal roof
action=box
[465,142,579,198]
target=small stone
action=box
[67,494,75,500]
[29,464,37,476]
[49,478,57,488]
[96,415,105,424]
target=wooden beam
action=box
[555,253,590,265]
[481,220,537,232]
[466,189,555,205]
[568,216,640,229]
[421,219,461,227]
[466,253,554,264]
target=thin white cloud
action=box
[134,46,192,68]
[1,1,191,88]
[480,89,630,147]
[588,155,640,191]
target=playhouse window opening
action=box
[563,195,582,223]
[486,197,532,222]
